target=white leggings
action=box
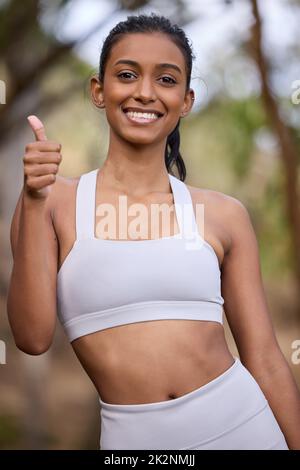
[98,357,289,450]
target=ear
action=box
[180,88,195,118]
[90,75,105,109]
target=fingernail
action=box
[27,115,40,127]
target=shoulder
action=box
[187,182,248,215]
[47,173,80,220]
[53,173,80,188]
[187,182,243,207]
[186,183,252,253]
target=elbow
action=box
[8,318,54,355]
[7,300,56,356]
[15,340,52,355]
[14,333,53,355]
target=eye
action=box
[117,72,177,85]
[117,72,136,80]
[160,76,177,85]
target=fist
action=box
[23,115,62,199]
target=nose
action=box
[133,76,156,103]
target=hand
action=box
[23,115,62,200]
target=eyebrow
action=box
[113,59,182,74]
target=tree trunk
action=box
[249,0,300,314]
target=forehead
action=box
[107,32,186,69]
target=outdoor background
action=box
[0,0,300,449]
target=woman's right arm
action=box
[7,116,62,355]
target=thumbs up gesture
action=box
[23,115,62,199]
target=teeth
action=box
[125,111,159,120]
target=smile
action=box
[123,110,162,125]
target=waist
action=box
[71,320,232,405]
[99,357,241,411]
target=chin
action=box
[120,129,162,146]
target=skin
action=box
[7,32,300,448]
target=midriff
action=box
[71,319,234,405]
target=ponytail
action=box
[165,119,186,182]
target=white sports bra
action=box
[57,169,224,342]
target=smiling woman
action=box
[7,12,299,451]
[89,17,195,182]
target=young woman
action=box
[7,13,300,450]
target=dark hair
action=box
[98,13,195,181]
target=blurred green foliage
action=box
[181,96,293,279]
[0,415,22,448]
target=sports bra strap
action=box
[76,169,97,240]
[75,169,200,241]
[169,174,200,241]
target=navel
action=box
[168,393,177,400]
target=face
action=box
[91,32,195,145]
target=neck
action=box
[100,135,172,196]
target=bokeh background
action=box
[0,0,300,450]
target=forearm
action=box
[246,352,300,450]
[7,192,56,352]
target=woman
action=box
[7,13,300,450]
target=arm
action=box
[7,116,62,355]
[221,197,300,450]
[7,188,58,354]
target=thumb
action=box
[27,115,47,141]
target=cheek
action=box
[105,78,134,100]
[172,88,186,105]
[158,90,185,112]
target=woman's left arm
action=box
[220,196,300,450]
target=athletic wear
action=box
[99,357,289,450]
[56,168,288,450]
[57,169,224,342]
